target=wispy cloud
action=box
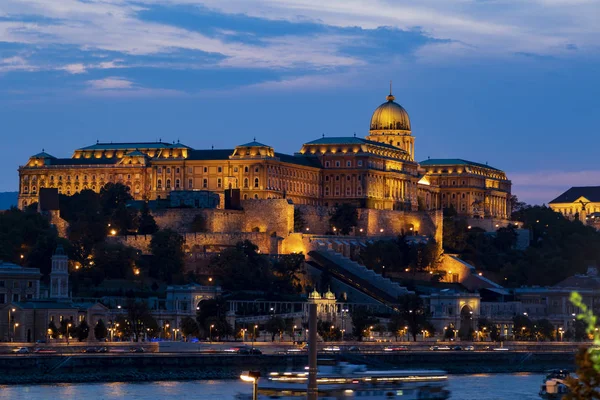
[84,76,186,98]
[86,77,134,90]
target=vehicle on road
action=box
[347,346,361,352]
[493,347,510,351]
[323,346,341,352]
[452,346,462,351]
[33,348,57,354]
[130,347,145,353]
[384,346,408,352]
[464,346,475,351]
[430,346,451,351]
[12,347,29,354]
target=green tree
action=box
[512,315,534,340]
[387,313,405,341]
[180,316,199,339]
[92,242,139,281]
[533,319,555,341]
[351,307,379,341]
[76,320,90,342]
[196,297,231,339]
[317,320,342,341]
[211,240,271,291]
[149,229,185,283]
[398,294,429,341]
[126,299,156,342]
[266,316,286,342]
[138,202,158,235]
[293,208,306,232]
[99,182,133,215]
[329,203,358,235]
[94,319,108,341]
[48,321,60,339]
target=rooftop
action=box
[304,136,406,152]
[549,186,600,204]
[419,158,501,172]
[187,149,234,161]
[78,142,191,151]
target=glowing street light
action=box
[240,371,261,400]
[210,324,215,343]
[252,324,258,349]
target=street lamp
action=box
[252,325,258,349]
[241,328,247,342]
[66,323,72,345]
[164,323,170,340]
[210,324,215,343]
[558,327,564,342]
[8,308,16,342]
[13,323,19,342]
[240,371,261,400]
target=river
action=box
[0,373,544,399]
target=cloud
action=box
[83,76,186,98]
[86,77,134,90]
[62,63,87,74]
[0,55,37,72]
[510,170,600,205]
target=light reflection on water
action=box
[0,374,545,400]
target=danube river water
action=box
[0,373,545,400]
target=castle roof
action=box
[419,158,501,172]
[187,149,234,161]
[78,142,191,151]
[549,186,600,204]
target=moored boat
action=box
[237,362,450,399]
[539,369,570,399]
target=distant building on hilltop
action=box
[549,186,600,226]
[17,90,512,223]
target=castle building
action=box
[18,91,511,221]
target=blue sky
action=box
[1,0,599,204]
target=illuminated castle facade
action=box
[18,91,511,220]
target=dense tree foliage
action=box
[137,202,158,235]
[329,203,358,235]
[76,320,90,342]
[0,207,64,276]
[317,320,342,341]
[94,319,108,340]
[149,229,185,283]
[397,294,431,341]
[351,307,380,341]
[196,297,232,340]
[358,236,442,275]
[180,316,199,339]
[211,241,304,293]
[444,201,600,286]
[293,208,306,232]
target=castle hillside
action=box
[18,90,512,229]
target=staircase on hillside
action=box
[308,250,412,307]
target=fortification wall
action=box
[151,199,293,236]
[111,232,278,255]
[296,205,442,242]
[241,199,293,236]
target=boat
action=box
[539,369,570,399]
[237,362,450,399]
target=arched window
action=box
[244,166,249,173]
[254,194,259,199]
[175,179,180,189]
[325,187,330,196]
[157,179,162,189]
[254,178,259,188]
[166,179,171,189]
[188,179,193,189]
[244,178,249,188]
[203,178,208,188]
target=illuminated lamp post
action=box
[252,325,258,348]
[210,324,215,343]
[240,371,261,400]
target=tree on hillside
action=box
[92,242,139,281]
[329,203,358,235]
[294,208,307,232]
[271,253,305,294]
[149,229,184,283]
[211,240,271,291]
[99,183,133,215]
[137,201,158,235]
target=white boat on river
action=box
[237,362,450,399]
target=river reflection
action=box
[0,373,545,400]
